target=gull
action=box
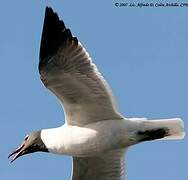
[9,7,185,180]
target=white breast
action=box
[41,124,100,156]
[41,119,141,157]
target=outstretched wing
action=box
[39,7,122,126]
[71,149,126,180]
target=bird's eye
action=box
[24,135,29,141]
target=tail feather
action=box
[135,118,185,141]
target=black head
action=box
[8,131,48,163]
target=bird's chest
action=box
[41,122,126,157]
[58,127,116,156]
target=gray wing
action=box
[71,149,126,180]
[39,7,122,126]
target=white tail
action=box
[129,118,185,142]
[140,118,185,140]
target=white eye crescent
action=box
[24,135,29,141]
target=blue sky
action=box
[1,0,188,180]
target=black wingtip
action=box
[39,7,72,65]
[45,6,53,11]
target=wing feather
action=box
[71,149,126,180]
[39,7,122,126]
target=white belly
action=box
[41,119,139,157]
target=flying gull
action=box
[9,7,185,180]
